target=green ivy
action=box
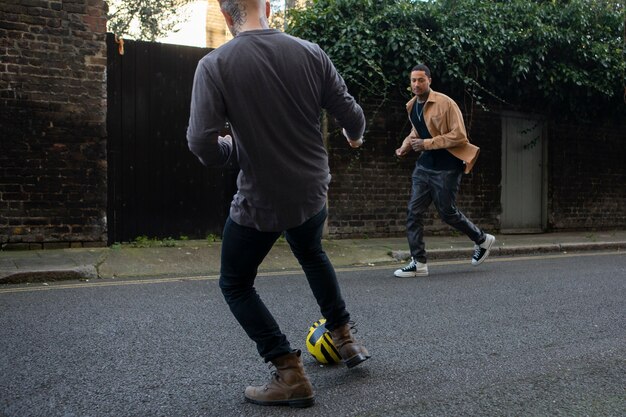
[107,0,194,41]
[287,0,625,121]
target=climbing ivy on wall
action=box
[287,0,625,121]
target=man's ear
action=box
[265,0,271,19]
[221,9,234,27]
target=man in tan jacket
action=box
[394,64,495,277]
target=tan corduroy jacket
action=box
[404,90,479,173]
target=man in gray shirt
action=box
[187,0,370,408]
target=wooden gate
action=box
[106,34,237,244]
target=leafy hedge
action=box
[287,0,625,120]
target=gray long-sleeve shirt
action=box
[187,29,365,231]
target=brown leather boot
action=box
[330,322,371,368]
[244,350,314,408]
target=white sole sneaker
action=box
[394,265,429,277]
[472,234,495,266]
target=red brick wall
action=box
[205,1,232,48]
[0,0,108,249]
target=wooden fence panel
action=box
[106,34,237,244]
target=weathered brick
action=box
[1,0,106,248]
[2,0,624,248]
[19,0,49,7]
[0,20,28,31]
[326,100,625,238]
[19,14,47,26]
[0,3,27,14]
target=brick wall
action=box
[326,99,502,238]
[0,0,108,249]
[0,0,623,247]
[326,98,626,238]
[326,101,411,238]
[205,1,232,48]
[548,121,626,230]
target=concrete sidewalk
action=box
[1,230,625,284]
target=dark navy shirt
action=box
[410,101,463,171]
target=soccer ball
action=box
[306,318,341,364]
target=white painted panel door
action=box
[501,114,545,233]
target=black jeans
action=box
[407,165,484,263]
[219,207,350,362]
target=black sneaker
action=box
[472,234,495,266]
[394,258,428,277]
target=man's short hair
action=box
[411,64,431,78]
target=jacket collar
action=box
[406,89,437,110]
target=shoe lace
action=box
[267,363,281,382]
[473,245,482,258]
[348,320,358,334]
[402,259,416,271]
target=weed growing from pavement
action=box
[206,234,221,243]
[128,236,179,248]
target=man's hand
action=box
[395,133,418,157]
[395,142,412,158]
[218,134,232,146]
[410,138,425,152]
[342,128,364,148]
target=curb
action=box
[0,266,98,285]
[390,241,626,262]
[1,241,624,285]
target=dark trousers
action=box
[407,165,484,263]
[219,207,350,362]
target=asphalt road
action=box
[1,252,625,417]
